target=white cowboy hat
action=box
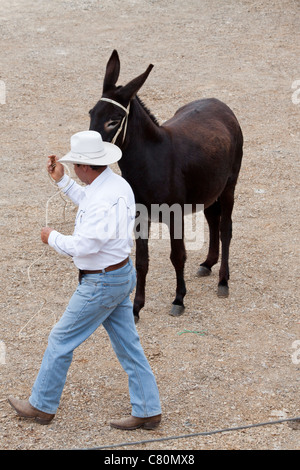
[59,130,122,165]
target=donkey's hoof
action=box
[134,315,140,324]
[169,304,185,317]
[197,265,212,277]
[217,284,229,298]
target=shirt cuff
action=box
[57,174,72,191]
[48,229,60,249]
[48,229,72,257]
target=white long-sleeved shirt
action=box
[48,167,136,270]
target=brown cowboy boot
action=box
[8,396,55,425]
[110,414,161,430]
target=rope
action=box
[100,97,129,115]
[19,164,71,338]
[26,163,71,287]
[100,97,130,145]
[75,416,300,450]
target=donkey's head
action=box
[89,50,153,144]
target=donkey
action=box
[89,50,243,322]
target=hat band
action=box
[72,149,106,160]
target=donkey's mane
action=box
[135,95,160,126]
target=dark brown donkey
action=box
[89,50,243,322]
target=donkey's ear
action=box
[103,50,121,93]
[120,64,154,102]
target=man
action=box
[8,130,161,430]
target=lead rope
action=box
[19,164,71,338]
[100,97,130,145]
[27,163,71,286]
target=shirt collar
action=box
[85,166,113,195]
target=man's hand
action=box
[47,155,64,182]
[41,227,54,244]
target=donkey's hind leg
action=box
[197,200,221,277]
[217,183,236,297]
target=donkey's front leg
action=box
[133,217,151,323]
[133,236,149,322]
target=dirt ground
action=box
[0,0,299,451]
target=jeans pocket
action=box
[101,278,131,309]
[81,277,98,287]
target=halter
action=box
[100,97,130,145]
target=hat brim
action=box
[59,142,122,166]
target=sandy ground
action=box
[0,0,299,451]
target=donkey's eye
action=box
[105,120,120,131]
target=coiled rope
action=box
[18,164,71,338]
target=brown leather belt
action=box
[78,257,129,283]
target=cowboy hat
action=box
[59,130,122,165]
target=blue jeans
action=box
[29,259,161,417]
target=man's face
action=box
[73,164,89,184]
